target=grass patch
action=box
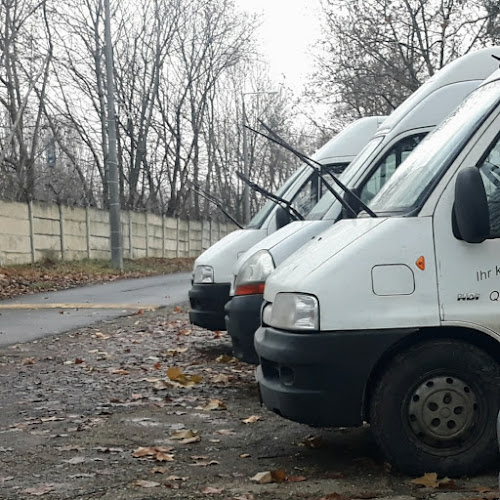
[0,257,194,300]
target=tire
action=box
[370,339,500,477]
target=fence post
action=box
[176,217,180,258]
[162,214,166,258]
[58,204,65,261]
[28,200,35,264]
[217,220,221,242]
[128,211,133,259]
[187,218,191,257]
[85,207,91,259]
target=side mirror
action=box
[275,206,292,229]
[453,166,489,243]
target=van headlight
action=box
[266,293,319,331]
[234,250,275,296]
[193,265,214,284]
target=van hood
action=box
[194,228,267,283]
[264,218,385,301]
[233,220,333,276]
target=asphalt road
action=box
[0,272,191,347]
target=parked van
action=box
[188,117,382,331]
[226,47,500,364]
[255,62,500,476]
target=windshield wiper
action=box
[257,121,377,218]
[189,182,243,229]
[236,171,304,221]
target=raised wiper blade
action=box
[246,123,358,218]
[189,182,243,229]
[258,121,377,218]
[236,171,304,221]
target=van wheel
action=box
[370,339,500,476]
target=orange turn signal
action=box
[235,282,265,296]
[416,256,425,271]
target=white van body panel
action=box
[196,229,267,283]
[264,217,440,330]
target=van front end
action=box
[255,322,414,427]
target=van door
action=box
[433,115,500,336]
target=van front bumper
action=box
[188,283,230,331]
[255,325,413,427]
[225,294,263,364]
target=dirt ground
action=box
[0,305,498,500]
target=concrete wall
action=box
[0,200,236,265]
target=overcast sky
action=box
[233,0,323,92]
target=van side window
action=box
[291,176,317,217]
[320,162,349,197]
[478,136,500,238]
[359,133,427,205]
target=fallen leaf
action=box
[111,368,129,375]
[166,367,203,387]
[240,453,250,458]
[212,374,231,383]
[202,486,224,494]
[216,429,235,435]
[287,475,307,482]
[320,494,351,500]
[204,399,226,411]
[242,415,261,424]
[92,332,110,339]
[21,357,36,365]
[40,416,64,422]
[250,471,273,484]
[171,429,201,444]
[216,354,236,363]
[132,479,161,488]
[190,460,219,467]
[166,475,188,481]
[153,362,162,370]
[300,435,326,448]
[411,472,456,489]
[0,476,14,483]
[151,466,169,474]
[21,484,55,496]
[271,469,286,483]
[232,496,254,500]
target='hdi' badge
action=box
[457,293,480,301]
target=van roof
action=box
[312,115,386,164]
[378,47,500,135]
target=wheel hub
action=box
[408,375,478,446]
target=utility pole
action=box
[104,0,123,270]
[241,97,250,225]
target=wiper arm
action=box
[258,121,377,218]
[189,182,243,229]
[236,171,304,221]
[246,123,358,218]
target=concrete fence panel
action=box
[0,199,236,265]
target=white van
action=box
[226,47,500,364]
[255,63,500,476]
[188,117,382,331]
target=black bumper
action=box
[225,294,263,364]
[255,326,413,427]
[188,282,230,331]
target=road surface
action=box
[0,272,191,347]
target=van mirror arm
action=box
[189,182,244,229]
[235,171,304,221]
[258,121,377,219]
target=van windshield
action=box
[369,81,500,215]
[307,136,384,220]
[246,165,308,229]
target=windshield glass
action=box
[369,81,500,214]
[307,136,384,220]
[247,165,309,228]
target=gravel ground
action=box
[0,306,498,500]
